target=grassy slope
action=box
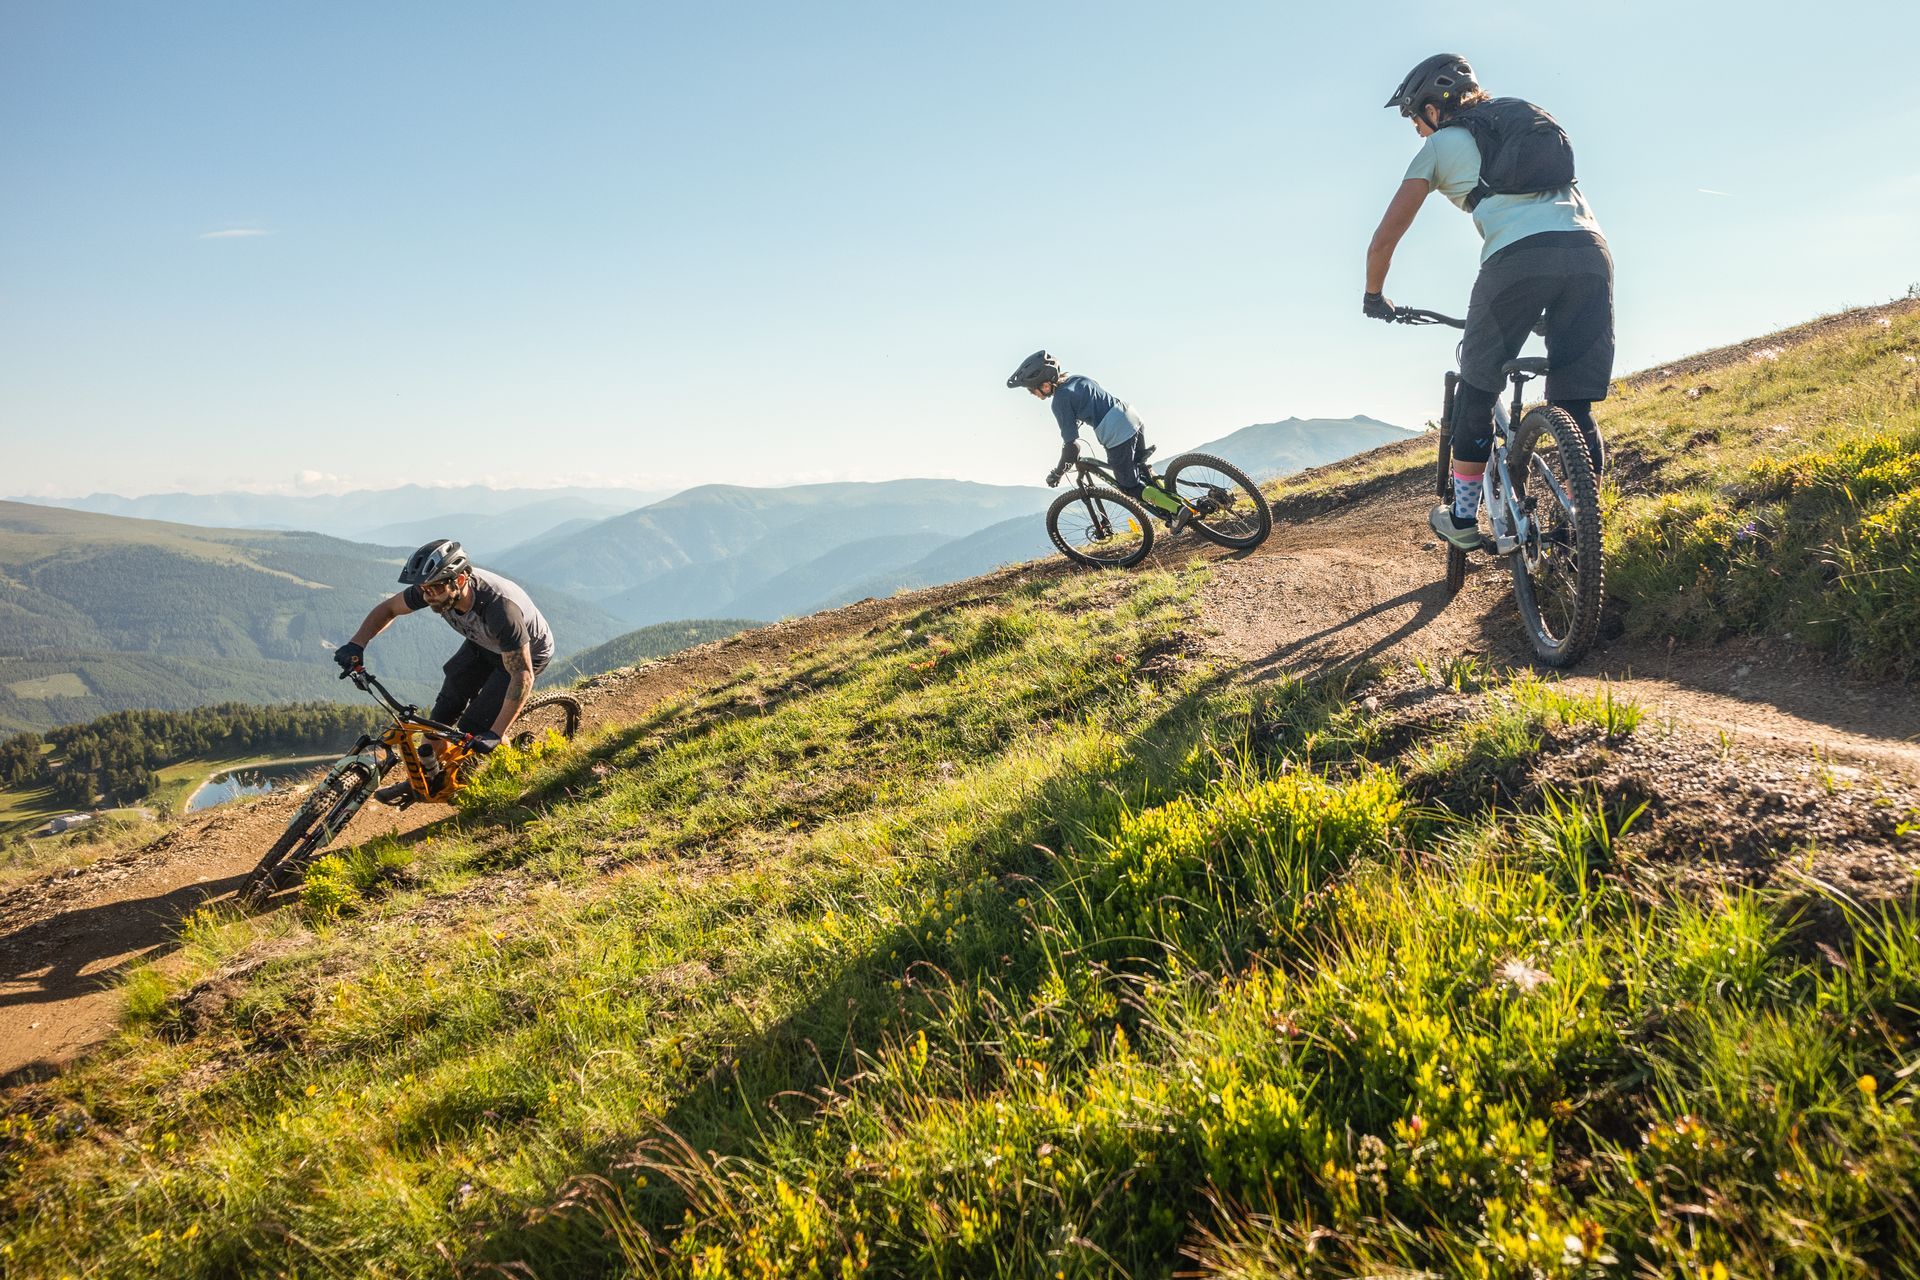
[1255,301,1920,676]
[1599,305,1920,674]
[2,308,1919,1278]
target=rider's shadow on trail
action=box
[0,873,248,1016]
[1245,579,1455,679]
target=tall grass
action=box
[1602,310,1920,677]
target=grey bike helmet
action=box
[1006,349,1063,391]
[398,538,471,586]
[1384,53,1478,116]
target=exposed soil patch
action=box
[8,302,1920,1082]
[0,565,1063,1081]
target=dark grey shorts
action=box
[1460,230,1615,401]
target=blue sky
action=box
[3,1,1916,498]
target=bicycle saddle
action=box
[1139,444,1157,461]
[1502,357,1552,378]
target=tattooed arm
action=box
[489,642,536,738]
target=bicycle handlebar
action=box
[1390,306,1466,330]
[344,666,465,738]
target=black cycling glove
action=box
[1362,291,1395,321]
[333,641,365,674]
[466,732,501,755]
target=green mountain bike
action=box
[1391,306,1605,666]
[1044,443,1272,569]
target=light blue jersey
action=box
[1405,125,1604,261]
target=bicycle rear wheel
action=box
[240,764,375,907]
[1045,486,1154,568]
[1508,405,1604,667]
[1162,453,1272,550]
[511,693,582,749]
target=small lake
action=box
[185,759,329,813]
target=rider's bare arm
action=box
[490,642,536,738]
[348,592,416,648]
[1365,178,1429,293]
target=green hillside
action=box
[0,502,629,731]
[540,618,762,685]
[496,479,1051,624]
[2,305,1917,1278]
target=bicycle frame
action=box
[345,669,478,804]
[1065,453,1189,515]
[1394,308,1563,565]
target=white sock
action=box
[1452,472,1481,522]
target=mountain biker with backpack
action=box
[331,540,554,791]
[1363,53,1613,551]
[1007,351,1182,518]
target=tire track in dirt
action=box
[9,301,1920,1081]
[0,566,1061,1080]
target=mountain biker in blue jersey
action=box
[1007,351,1154,499]
[331,539,553,793]
[1363,54,1614,552]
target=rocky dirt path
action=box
[0,568,1059,1081]
[1195,442,1920,779]
[9,301,1919,1083]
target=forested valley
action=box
[0,702,378,809]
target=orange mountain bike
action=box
[238,668,580,906]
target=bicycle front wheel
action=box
[1045,486,1154,568]
[240,764,375,907]
[1162,453,1272,550]
[511,693,582,749]
[1508,405,1604,667]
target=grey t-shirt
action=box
[1405,125,1604,261]
[404,568,554,668]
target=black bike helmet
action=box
[1384,53,1478,116]
[1006,349,1063,391]
[398,538,471,586]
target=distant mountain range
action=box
[12,484,674,559]
[3,416,1411,731]
[0,501,628,734]
[493,480,1057,627]
[1182,415,1417,480]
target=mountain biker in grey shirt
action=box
[332,539,554,750]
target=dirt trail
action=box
[1197,444,1920,778]
[0,570,1056,1081]
[8,302,1920,1082]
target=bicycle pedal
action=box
[373,782,415,808]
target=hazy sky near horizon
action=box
[4,1,1917,499]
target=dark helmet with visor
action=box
[1006,349,1063,391]
[398,539,471,587]
[1384,53,1478,117]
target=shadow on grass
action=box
[475,674,1359,1274]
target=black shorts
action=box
[1460,230,1615,402]
[431,640,551,734]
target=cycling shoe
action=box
[1429,505,1486,552]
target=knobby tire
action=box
[1046,486,1154,569]
[511,693,583,749]
[240,765,376,907]
[1162,452,1272,550]
[1508,405,1604,667]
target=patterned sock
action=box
[1452,471,1481,523]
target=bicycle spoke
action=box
[1048,488,1152,568]
[1162,454,1271,550]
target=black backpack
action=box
[1445,98,1577,210]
